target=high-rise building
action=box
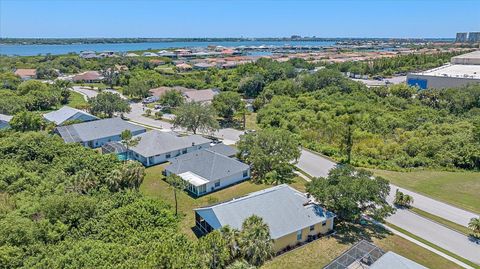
[468,32,480,43]
[456,32,467,42]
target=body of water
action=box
[0,40,336,56]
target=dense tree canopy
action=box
[173,102,220,134]
[88,92,131,117]
[237,129,301,184]
[0,131,277,268]
[306,165,394,222]
[212,91,245,121]
[257,70,480,170]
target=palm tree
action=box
[238,215,274,266]
[394,189,413,208]
[165,174,187,216]
[468,217,480,236]
[120,129,140,162]
[220,225,240,259]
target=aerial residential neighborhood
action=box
[0,1,479,269]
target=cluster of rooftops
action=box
[1,105,432,266]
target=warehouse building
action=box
[407,51,480,89]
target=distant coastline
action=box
[0,37,455,46]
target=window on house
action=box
[296,230,302,241]
[214,181,220,187]
[243,170,248,177]
[322,221,327,226]
[310,225,315,231]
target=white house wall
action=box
[204,168,250,194]
[131,142,212,166]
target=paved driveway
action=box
[71,86,98,99]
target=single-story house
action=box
[208,143,238,157]
[176,63,193,71]
[183,89,220,103]
[79,51,98,59]
[43,106,98,125]
[14,68,37,80]
[193,62,215,70]
[125,52,139,57]
[370,252,427,269]
[142,52,159,57]
[126,130,212,166]
[325,240,427,269]
[55,117,146,148]
[165,148,250,196]
[0,114,13,129]
[72,71,104,83]
[194,184,335,252]
[149,86,195,98]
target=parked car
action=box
[142,96,159,104]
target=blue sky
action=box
[1,0,479,38]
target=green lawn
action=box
[262,223,462,269]
[244,112,258,130]
[67,91,88,109]
[410,207,472,235]
[370,169,480,213]
[140,164,309,238]
[141,165,464,269]
[385,223,478,269]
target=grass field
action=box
[67,91,88,108]
[370,169,480,213]
[262,223,463,269]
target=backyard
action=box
[262,223,462,269]
[370,169,480,213]
[140,165,463,269]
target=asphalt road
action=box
[388,185,478,227]
[295,150,480,265]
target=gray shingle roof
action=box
[208,143,238,157]
[370,252,427,269]
[183,89,219,103]
[55,118,145,143]
[165,149,249,182]
[129,130,211,157]
[43,106,98,125]
[195,184,335,239]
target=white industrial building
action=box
[407,51,480,89]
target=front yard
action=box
[262,223,462,269]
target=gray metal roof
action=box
[208,143,238,157]
[370,252,427,269]
[165,148,249,182]
[195,184,335,239]
[130,130,211,157]
[43,106,98,125]
[0,114,13,123]
[55,118,146,143]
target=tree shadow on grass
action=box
[334,221,392,245]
